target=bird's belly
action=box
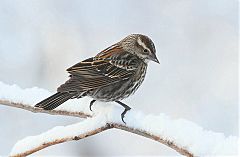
[88,64,147,102]
[88,78,143,102]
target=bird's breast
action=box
[89,64,147,102]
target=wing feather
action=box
[58,48,140,92]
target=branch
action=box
[9,113,193,157]
[0,99,91,118]
[0,82,238,156]
[2,99,193,157]
[114,123,193,156]
[10,116,109,157]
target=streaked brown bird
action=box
[35,34,159,123]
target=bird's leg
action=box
[115,101,131,124]
[89,100,96,111]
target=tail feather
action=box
[35,92,73,110]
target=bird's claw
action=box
[89,100,96,111]
[121,107,131,124]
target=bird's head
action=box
[120,34,159,64]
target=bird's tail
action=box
[35,92,73,110]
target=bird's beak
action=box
[149,53,160,64]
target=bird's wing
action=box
[57,49,140,92]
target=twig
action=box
[0,100,91,118]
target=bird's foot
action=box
[89,100,96,111]
[121,107,131,124]
[115,101,131,124]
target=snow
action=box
[0,81,51,105]
[0,81,92,114]
[10,115,107,156]
[0,82,238,156]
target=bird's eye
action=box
[143,49,148,53]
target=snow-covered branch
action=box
[10,117,108,157]
[0,99,91,118]
[0,82,238,156]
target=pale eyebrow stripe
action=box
[137,38,151,52]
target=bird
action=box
[35,34,159,123]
